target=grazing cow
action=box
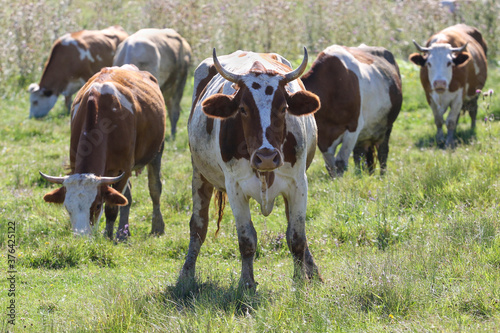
[301,45,402,177]
[40,65,166,239]
[113,28,192,139]
[409,24,488,148]
[29,26,128,118]
[179,49,321,288]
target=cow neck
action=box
[73,98,109,176]
[39,44,70,96]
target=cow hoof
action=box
[239,280,258,291]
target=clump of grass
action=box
[20,238,119,269]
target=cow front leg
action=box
[321,136,343,177]
[148,145,164,235]
[430,102,446,146]
[445,100,463,149]
[284,180,321,282]
[116,185,132,240]
[227,185,257,289]
[104,204,118,239]
[179,170,213,281]
[334,127,362,176]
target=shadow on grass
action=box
[136,278,267,317]
[414,127,476,149]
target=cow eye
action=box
[447,61,452,67]
[281,106,287,113]
[239,107,247,116]
[427,62,432,68]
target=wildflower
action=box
[488,89,494,96]
[476,89,482,94]
[389,314,394,319]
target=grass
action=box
[0,61,499,332]
[1,1,500,332]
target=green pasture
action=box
[1,0,500,332]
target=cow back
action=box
[70,65,166,176]
[39,27,129,95]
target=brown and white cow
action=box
[409,24,488,148]
[179,49,321,288]
[40,65,166,239]
[113,28,192,139]
[29,26,128,118]
[301,45,402,177]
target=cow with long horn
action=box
[179,48,321,288]
[409,24,487,148]
[41,64,166,238]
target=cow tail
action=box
[213,190,227,237]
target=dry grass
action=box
[1,0,499,97]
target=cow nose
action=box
[251,148,283,171]
[433,80,447,92]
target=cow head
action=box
[202,48,320,171]
[409,41,470,93]
[28,83,59,118]
[40,172,128,235]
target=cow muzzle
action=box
[433,80,447,93]
[251,148,283,171]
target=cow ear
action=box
[43,187,66,204]
[453,52,470,66]
[103,186,128,206]
[286,90,320,116]
[202,93,239,119]
[409,53,426,66]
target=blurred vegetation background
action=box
[1,0,499,98]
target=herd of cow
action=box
[33,24,487,287]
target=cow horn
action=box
[39,171,68,184]
[451,43,468,53]
[413,40,430,53]
[212,48,242,83]
[283,47,309,83]
[99,172,126,185]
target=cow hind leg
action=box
[366,146,375,175]
[352,146,364,175]
[178,170,213,282]
[148,144,165,235]
[464,96,478,130]
[377,127,393,176]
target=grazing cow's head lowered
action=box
[409,41,470,93]
[202,48,320,171]
[41,172,128,235]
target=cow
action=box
[301,45,402,177]
[39,64,166,239]
[409,24,488,148]
[28,26,129,118]
[113,28,192,139]
[178,48,322,289]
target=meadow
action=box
[1,0,500,332]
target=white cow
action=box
[179,49,322,288]
[113,28,192,139]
